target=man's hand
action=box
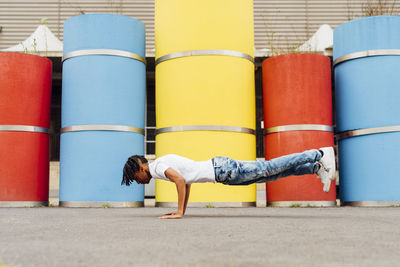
[162,212,180,216]
[162,168,187,219]
[159,212,183,219]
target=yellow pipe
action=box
[155,0,256,206]
[155,0,254,57]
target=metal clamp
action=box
[267,201,336,207]
[0,201,48,207]
[264,124,333,135]
[336,125,400,140]
[62,49,146,64]
[155,125,256,135]
[61,124,144,135]
[155,49,254,66]
[0,125,49,134]
[156,201,256,208]
[341,201,400,207]
[333,49,400,66]
[59,201,144,208]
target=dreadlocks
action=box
[121,155,148,186]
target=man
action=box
[121,147,335,219]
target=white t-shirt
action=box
[149,154,216,184]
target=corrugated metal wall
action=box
[253,0,400,55]
[1,0,400,56]
[0,0,155,55]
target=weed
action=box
[21,37,38,55]
[347,0,399,20]
[205,203,215,208]
[0,261,17,267]
[362,0,397,16]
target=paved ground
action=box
[0,206,399,267]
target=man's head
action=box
[121,155,152,186]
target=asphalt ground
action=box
[0,206,399,267]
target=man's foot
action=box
[316,147,336,193]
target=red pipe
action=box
[0,52,52,202]
[262,53,336,203]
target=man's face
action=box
[134,162,152,184]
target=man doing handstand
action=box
[121,147,335,219]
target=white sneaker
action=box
[316,147,336,193]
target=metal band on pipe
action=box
[62,49,146,64]
[0,201,48,208]
[61,125,145,135]
[0,125,49,134]
[155,202,256,208]
[333,49,400,66]
[342,201,400,207]
[264,124,333,135]
[336,125,400,140]
[59,201,144,208]
[155,49,255,66]
[267,201,336,207]
[155,125,256,135]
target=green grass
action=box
[205,203,215,208]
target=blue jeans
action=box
[212,149,322,185]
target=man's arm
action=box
[159,168,186,219]
[162,184,191,217]
[183,184,191,215]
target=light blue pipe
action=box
[60,14,145,205]
[334,16,400,204]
